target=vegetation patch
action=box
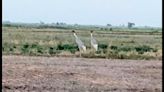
[2,26,162,60]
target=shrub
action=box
[2,41,160,60]
[110,45,118,50]
[57,44,64,50]
[36,46,43,54]
[21,43,30,54]
[21,43,44,55]
[109,28,113,31]
[57,44,78,53]
[48,47,58,55]
[135,45,153,54]
[110,45,132,52]
[118,46,132,52]
[98,44,108,49]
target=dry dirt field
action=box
[2,55,162,92]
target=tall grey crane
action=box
[90,30,98,51]
[72,30,86,56]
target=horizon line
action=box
[2,20,162,28]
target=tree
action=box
[40,21,44,24]
[107,24,112,27]
[56,22,59,25]
[128,22,135,28]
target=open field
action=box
[2,26,162,60]
[2,55,162,92]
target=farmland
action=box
[2,55,162,92]
[2,0,162,91]
[2,24,162,60]
[2,24,162,92]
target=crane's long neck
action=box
[73,33,78,39]
[91,33,93,38]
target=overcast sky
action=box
[2,0,162,27]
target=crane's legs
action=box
[79,49,82,57]
[79,52,81,57]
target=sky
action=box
[2,0,162,27]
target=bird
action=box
[90,30,98,51]
[72,30,86,56]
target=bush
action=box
[57,44,64,50]
[2,41,160,60]
[48,46,59,55]
[110,45,132,52]
[110,45,156,54]
[21,43,31,54]
[118,46,132,52]
[98,44,108,49]
[135,45,154,54]
[110,45,118,50]
[2,42,17,53]
[57,44,78,53]
[21,43,44,55]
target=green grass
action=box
[2,26,162,60]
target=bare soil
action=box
[2,55,162,92]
